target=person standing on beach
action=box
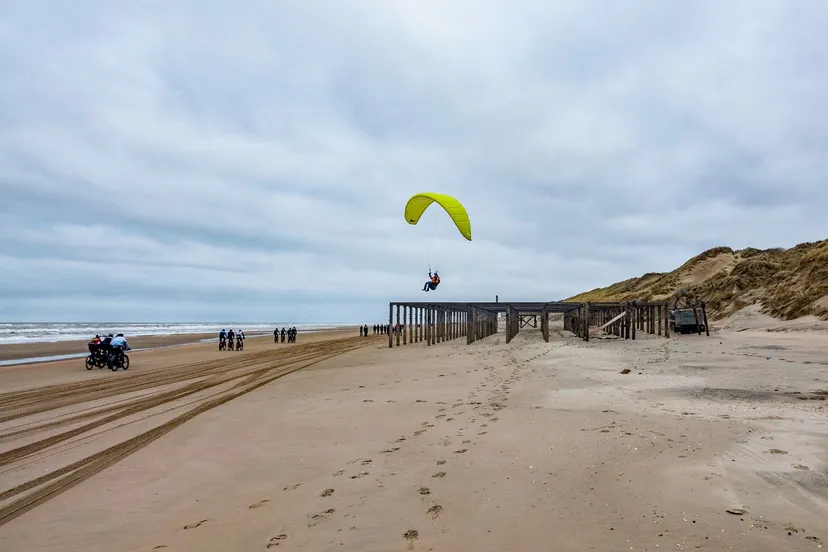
[363,324,368,336]
[274,328,278,343]
[281,327,286,343]
[360,326,364,337]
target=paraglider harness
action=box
[423,271,440,292]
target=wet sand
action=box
[0,318,826,551]
[0,328,358,363]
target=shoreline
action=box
[0,327,359,365]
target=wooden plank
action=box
[590,310,627,335]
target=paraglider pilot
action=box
[423,271,440,292]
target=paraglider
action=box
[404,192,471,241]
[423,270,440,292]
[404,193,470,291]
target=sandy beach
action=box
[0,317,825,551]
[0,329,359,363]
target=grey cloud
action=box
[1,1,827,322]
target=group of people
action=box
[362,324,404,336]
[274,327,298,343]
[87,333,131,360]
[218,328,245,351]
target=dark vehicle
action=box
[85,345,108,370]
[669,308,705,334]
[107,348,130,371]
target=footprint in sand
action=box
[283,483,302,491]
[477,431,487,436]
[454,449,468,454]
[249,499,271,509]
[404,530,419,540]
[414,429,427,436]
[380,447,400,454]
[437,460,446,465]
[432,472,446,478]
[267,534,288,548]
[321,488,335,497]
[350,472,369,479]
[153,547,168,550]
[416,399,427,403]
[427,505,443,519]
[361,459,373,465]
[435,414,446,419]
[308,509,336,527]
[418,487,431,495]
[793,464,810,470]
[438,408,446,412]
[363,399,374,403]
[184,519,211,530]
[395,436,407,443]
[446,418,455,422]
[333,469,345,476]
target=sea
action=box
[0,322,350,345]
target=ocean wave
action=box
[0,322,350,345]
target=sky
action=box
[1,1,827,323]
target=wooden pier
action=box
[387,300,708,347]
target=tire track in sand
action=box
[0,337,367,527]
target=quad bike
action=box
[107,348,130,371]
[85,345,109,370]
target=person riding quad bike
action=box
[107,334,131,370]
[423,271,440,292]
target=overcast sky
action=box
[1,1,827,323]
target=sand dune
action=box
[568,239,828,321]
[0,323,826,551]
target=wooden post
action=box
[702,302,709,336]
[388,303,394,348]
[438,308,443,343]
[506,306,512,343]
[657,304,662,336]
[542,304,549,342]
[664,302,670,338]
[395,304,400,346]
[584,302,590,342]
[403,306,407,345]
[693,307,701,335]
[426,306,431,346]
[631,302,636,340]
[466,307,473,344]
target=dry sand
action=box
[0,318,826,551]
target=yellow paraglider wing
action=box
[404,192,471,241]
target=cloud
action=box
[1,0,827,322]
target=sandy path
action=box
[0,323,825,551]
